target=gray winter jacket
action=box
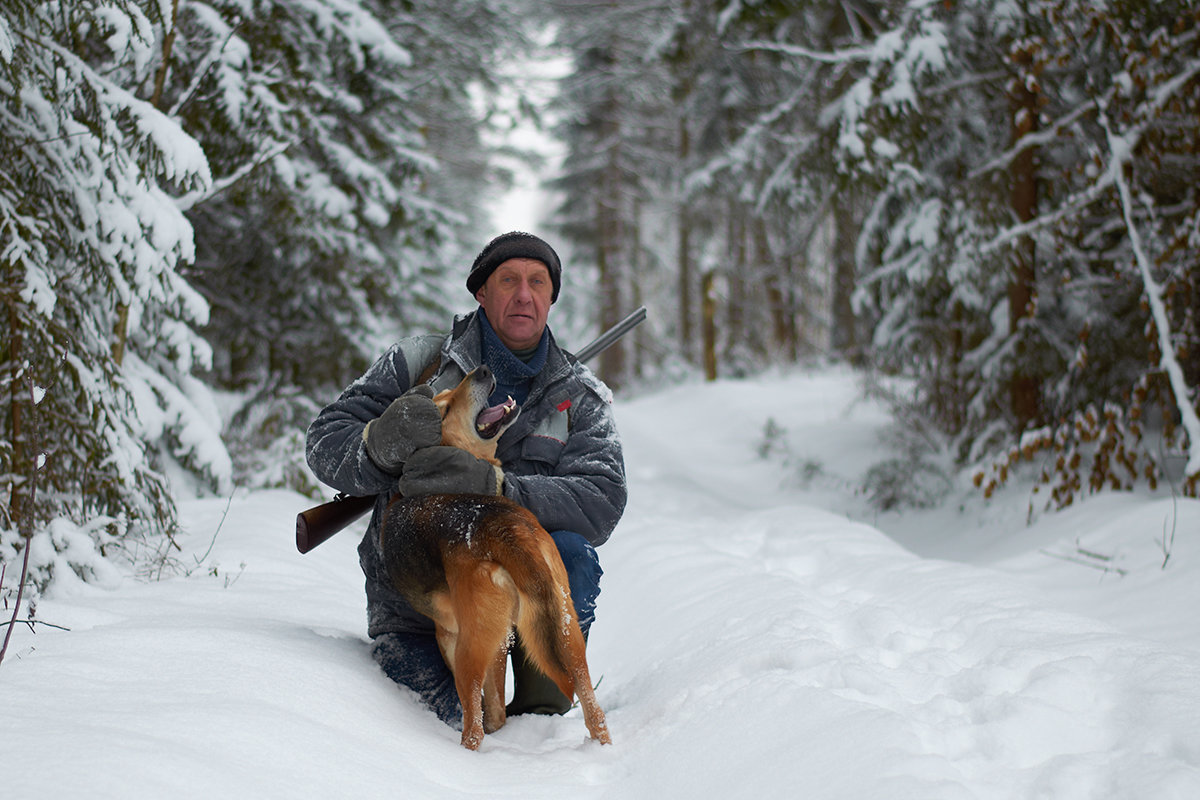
[305,310,627,637]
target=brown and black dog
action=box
[379,366,611,750]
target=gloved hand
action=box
[363,384,442,474]
[398,446,504,497]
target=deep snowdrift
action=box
[5,367,1199,799]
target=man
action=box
[305,231,627,727]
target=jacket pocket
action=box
[519,403,569,467]
[521,433,566,467]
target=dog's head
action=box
[432,366,520,464]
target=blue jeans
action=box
[371,530,602,727]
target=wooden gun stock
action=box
[295,493,375,554]
[296,305,647,553]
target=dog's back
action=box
[381,494,561,638]
[380,492,610,749]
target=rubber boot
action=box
[505,638,573,716]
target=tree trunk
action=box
[757,219,795,361]
[597,104,626,388]
[1,302,38,667]
[677,116,694,365]
[831,198,860,364]
[702,270,717,381]
[726,201,747,361]
[1008,51,1041,429]
[112,303,129,366]
[6,300,26,528]
[629,194,643,381]
[150,0,180,108]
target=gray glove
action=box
[363,384,442,474]
[398,446,504,497]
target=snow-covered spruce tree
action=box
[1,0,231,598]
[997,0,1200,502]
[830,0,1200,502]
[550,0,677,389]
[386,0,529,243]
[819,0,997,439]
[664,0,813,376]
[686,0,885,370]
[550,0,884,382]
[551,0,805,382]
[148,0,523,491]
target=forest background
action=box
[2,0,1198,604]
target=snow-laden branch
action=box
[1101,111,1200,479]
[685,78,815,196]
[175,140,289,212]
[973,28,1200,183]
[738,39,874,65]
[980,55,1200,256]
[968,94,1104,181]
[166,14,248,119]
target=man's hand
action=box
[398,446,504,497]
[363,385,442,474]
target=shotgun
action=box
[296,306,648,554]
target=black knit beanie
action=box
[466,232,562,303]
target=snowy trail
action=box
[605,385,1200,798]
[5,370,1200,798]
[603,500,1200,798]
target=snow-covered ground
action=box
[5,366,1200,798]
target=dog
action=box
[379,366,611,750]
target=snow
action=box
[5,367,1200,798]
[0,16,13,64]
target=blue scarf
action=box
[478,308,548,407]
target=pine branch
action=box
[737,39,873,65]
[980,54,1200,258]
[166,18,249,119]
[968,94,1104,182]
[1101,108,1200,481]
[174,140,289,212]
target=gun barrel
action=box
[574,306,647,363]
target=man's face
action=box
[474,258,553,351]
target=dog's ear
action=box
[432,390,452,418]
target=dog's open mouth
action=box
[475,396,518,439]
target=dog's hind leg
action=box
[481,566,519,735]
[515,586,612,745]
[481,636,511,735]
[446,557,520,750]
[564,629,611,745]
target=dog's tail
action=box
[499,517,611,744]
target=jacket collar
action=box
[445,310,577,408]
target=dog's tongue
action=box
[477,397,514,426]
